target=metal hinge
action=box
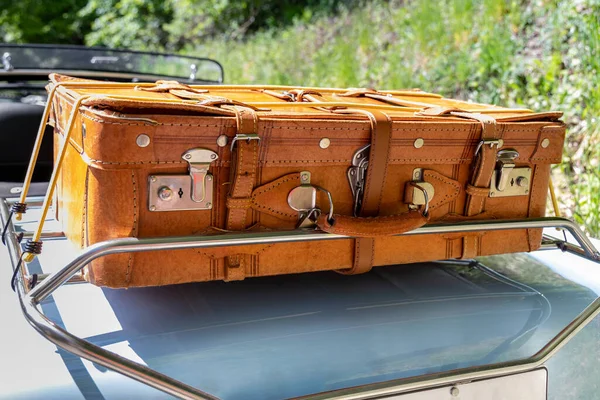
[347,144,370,217]
[148,148,218,211]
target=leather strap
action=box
[224,105,260,281]
[462,114,500,259]
[334,109,393,274]
[417,106,501,259]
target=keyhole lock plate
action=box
[489,167,532,198]
[148,148,218,211]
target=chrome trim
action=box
[2,196,600,400]
[0,69,222,84]
[26,216,600,304]
[0,198,218,400]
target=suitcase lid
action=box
[48,73,563,123]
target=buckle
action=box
[230,134,261,151]
[474,139,501,157]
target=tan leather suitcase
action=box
[25,74,565,287]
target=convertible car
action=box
[1,44,600,400]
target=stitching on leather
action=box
[82,112,531,134]
[424,171,461,207]
[80,168,89,249]
[248,141,258,197]
[527,164,540,251]
[353,239,361,272]
[251,203,297,218]
[125,170,138,286]
[364,113,378,212]
[250,174,299,218]
[81,113,229,127]
[252,175,299,197]
[198,244,275,259]
[378,113,393,208]
[370,238,375,271]
[233,142,244,198]
[87,159,186,165]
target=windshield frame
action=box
[1,43,225,84]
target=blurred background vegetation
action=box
[1,0,598,235]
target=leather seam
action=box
[125,170,138,286]
[252,175,300,197]
[197,244,275,259]
[425,172,461,207]
[378,113,393,208]
[80,168,89,249]
[251,203,297,218]
[353,239,361,272]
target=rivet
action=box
[498,138,504,148]
[541,138,550,148]
[489,192,495,197]
[450,386,459,397]
[210,153,217,160]
[136,134,151,148]
[158,186,173,201]
[150,176,156,183]
[205,202,212,209]
[319,137,331,149]
[301,172,311,183]
[414,138,424,149]
[184,153,192,160]
[206,175,213,181]
[516,176,529,187]
[10,187,23,194]
[149,205,156,211]
[217,134,228,147]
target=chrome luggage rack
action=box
[2,195,600,400]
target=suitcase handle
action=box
[316,210,429,237]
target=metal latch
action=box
[489,149,532,197]
[347,144,370,216]
[407,169,435,213]
[288,171,335,228]
[148,148,218,211]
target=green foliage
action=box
[78,0,174,49]
[1,0,598,234]
[0,0,91,44]
[196,0,600,236]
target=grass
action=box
[187,0,600,236]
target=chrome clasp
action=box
[183,149,218,203]
[489,149,532,198]
[148,148,218,211]
[495,149,519,191]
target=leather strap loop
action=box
[331,108,393,274]
[136,80,209,94]
[417,106,501,259]
[224,106,261,280]
[465,184,490,197]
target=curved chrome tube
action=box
[2,196,600,400]
[27,216,600,304]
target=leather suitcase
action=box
[38,74,564,287]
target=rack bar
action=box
[0,198,218,400]
[3,196,600,400]
[26,216,600,304]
